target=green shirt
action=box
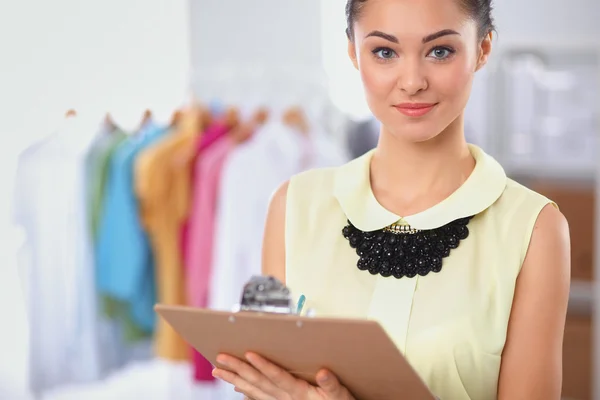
[86,128,151,342]
[86,129,128,239]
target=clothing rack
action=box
[190,64,350,149]
[13,100,352,399]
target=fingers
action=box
[215,354,286,399]
[213,367,275,400]
[245,352,305,394]
[316,369,352,399]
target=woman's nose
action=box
[396,59,428,96]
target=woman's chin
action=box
[385,126,442,144]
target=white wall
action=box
[189,0,326,104]
[190,0,322,69]
[1,0,191,148]
[0,1,190,397]
[493,0,599,42]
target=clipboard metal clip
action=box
[237,275,295,315]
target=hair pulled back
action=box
[345,0,495,41]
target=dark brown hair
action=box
[345,0,496,41]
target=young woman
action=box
[212,0,571,398]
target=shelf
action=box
[568,280,594,316]
[502,158,596,182]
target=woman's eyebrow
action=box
[365,29,460,44]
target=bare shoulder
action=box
[519,202,570,303]
[530,203,570,250]
[261,180,290,283]
[260,166,341,284]
[269,180,290,212]
[521,203,571,292]
[498,203,571,399]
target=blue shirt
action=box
[209,98,226,117]
[96,124,168,332]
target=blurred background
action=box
[0,0,598,399]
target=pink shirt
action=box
[185,134,234,381]
[198,121,228,152]
[180,122,229,262]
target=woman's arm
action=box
[240,181,288,400]
[261,181,289,282]
[217,181,355,400]
[498,204,571,399]
[238,181,288,400]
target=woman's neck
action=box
[370,116,475,217]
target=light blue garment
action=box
[209,98,226,117]
[85,126,150,372]
[96,124,168,333]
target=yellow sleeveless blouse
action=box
[284,144,554,399]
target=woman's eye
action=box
[428,47,454,60]
[373,47,396,59]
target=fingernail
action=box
[216,356,228,366]
[212,368,219,378]
[320,373,329,382]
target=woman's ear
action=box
[348,40,359,70]
[475,32,493,72]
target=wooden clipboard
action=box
[155,304,435,399]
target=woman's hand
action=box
[212,352,356,400]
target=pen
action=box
[296,294,306,315]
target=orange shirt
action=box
[135,126,197,361]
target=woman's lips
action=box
[393,103,437,117]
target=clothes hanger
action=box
[139,109,153,131]
[229,121,253,145]
[104,112,118,132]
[226,107,251,144]
[227,105,269,145]
[178,101,214,137]
[180,106,202,134]
[223,106,240,129]
[282,105,309,135]
[253,106,269,126]
[226,112,244,144]
[186,94,213,132]
[170,109,183,128]
[199,104,213,131]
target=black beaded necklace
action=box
[342,216,474,279]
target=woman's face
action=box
[348,0,492,143]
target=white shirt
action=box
[207,116,347,400]
[209,117,348,312]
[12,116,107,394]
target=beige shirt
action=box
[285,144,554,399]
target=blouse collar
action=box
[333,144,507,231]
